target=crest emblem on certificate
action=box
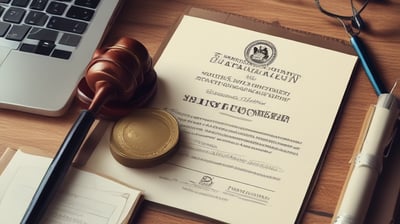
[244,40,277,66]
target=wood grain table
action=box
[1,0,399,223]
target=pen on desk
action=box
[21,110,96,223]
[350,35,387,95]
[21,38,154,223]
[333,93,399,224]
[315,0,386,95]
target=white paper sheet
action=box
[0,150,141,224]
[84,15,358,223]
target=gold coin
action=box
[110,108,179,168]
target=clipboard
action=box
[169,8,400,224]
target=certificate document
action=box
[84,9,358,224]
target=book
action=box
[0,148,143,224]
[81,7,358,223]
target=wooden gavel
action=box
[21,37,157,223]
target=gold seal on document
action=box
[110,108,179,168]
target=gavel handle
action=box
[21,110,95,224]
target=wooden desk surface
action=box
[1,0,400,223]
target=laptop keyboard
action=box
[0,0,100,59]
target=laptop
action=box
[0,0,123,116]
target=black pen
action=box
[21,37,153,223]
[21,110,95,223]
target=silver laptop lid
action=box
[0,0,122,116]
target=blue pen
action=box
[314,0,383,95]
[350,35,387,95]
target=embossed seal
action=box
[244,40,277,66]
[110,108,179,168]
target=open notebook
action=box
[0,148,143,224]
[0,0,123,116]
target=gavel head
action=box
[77,37,157,119]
